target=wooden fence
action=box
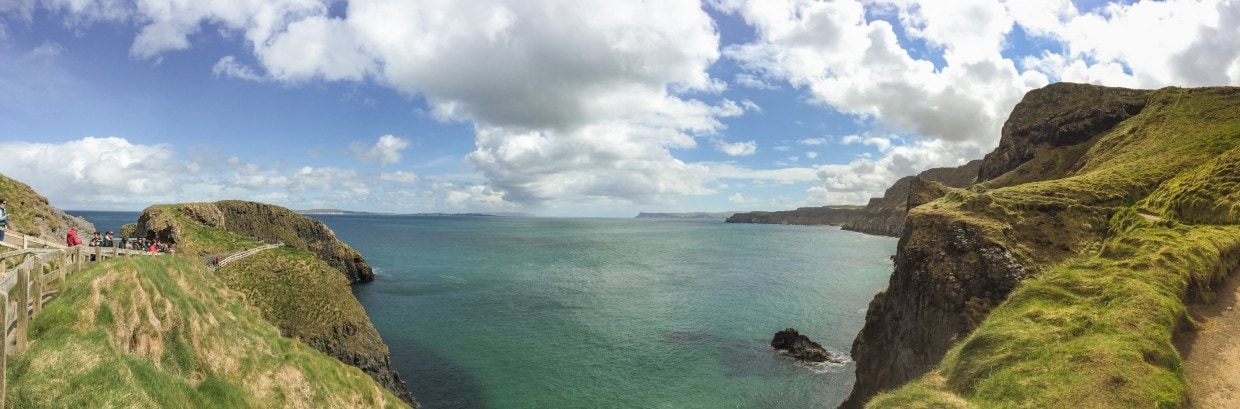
[0,232,281,407]
[0,241,160,408]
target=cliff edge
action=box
[842,84,1240,408]
[133,201,414,405]
[0,172,95,244]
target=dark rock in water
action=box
[771,328,841,363]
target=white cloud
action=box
[720,0,1047,149]
[1015,0,1240,88]
[734,72,779,89]
[380,171,420,184]
[0,136,455,212]
[212,55,265,81]
[717,140,757,156]
[350,134,410,166]
[728,192,759,204]
[798,137,831,146]
[806,151,818,159]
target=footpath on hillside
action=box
[1177,266,1240,409]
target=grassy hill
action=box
[131,201,414,404]
[6,255,407,408]
[852,85,1240,408]
[0,173,94,242]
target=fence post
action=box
[0,292,7,408]
[76,247,84,272]
[59,251,67,288]
[14,266,28,354]
[21,235,26,250]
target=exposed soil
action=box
[1176,267,1240,409]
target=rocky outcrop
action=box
[135,200,374,283]
[977,82,1150,185]
[136,200,413,406]
[726,160,979,236]
[840,160,982,237]
[0,172,95,243]
[726,205,863,225]
[771,328,842,363]
[839,83,1209,408]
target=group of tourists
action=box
[64,226,173,254]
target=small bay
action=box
[321,216,896,409]
[69,211,897,408]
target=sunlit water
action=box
[71,212,897,408]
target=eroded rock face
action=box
[771,328,842,363]
[841,160,982,237]
[726,206,864,225]
[977,82,1150,183]
[213,200,375,283]
[839,212,1032,408]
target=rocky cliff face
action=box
[726,160,979,236]
[0,172,95,243]
[136,200,374,283]
[977,82,1150,186]
[838,82,1155,406]
[726,205,863,225]
[840,159,981,237]
[134,201,411,405]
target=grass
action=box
[867,86,1240,408]
[6,255,408,408]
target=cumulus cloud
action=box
[1015,0,1240,88]
[380,171,420,184]
[212,55,265,81]
[350,135,410,166]
[0,136,458,212]
[717,140,757,156]
[728,192,759,204]
[719,0,1047,148]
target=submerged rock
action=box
[771,328,841,363]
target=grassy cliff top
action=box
[6,255,407,408]
[0,172,94,240]
[865,85,1240,408]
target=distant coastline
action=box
[299,209,532,217]
[633,211,738,220]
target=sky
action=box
[0,0,1238,217]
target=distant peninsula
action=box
[634,212,738,220]
[298,209,531,217]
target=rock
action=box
[771,328,841,363]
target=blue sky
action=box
[1,0,1237,216]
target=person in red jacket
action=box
[66,226,82,247]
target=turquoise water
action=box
[68,211,898,407]
[319,216,897,409]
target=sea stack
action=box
[771,328,841,363]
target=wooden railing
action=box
[0,231,66,251]
[0,243,159,408]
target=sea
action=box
[68,211,898,408]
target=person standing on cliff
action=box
[66,226,82,247]
[0,199,8,243]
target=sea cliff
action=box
[842,83,1240,408]
[0,173,96,242]
[133,201,414,405]
[726,205,863,225]
[724,161,979,236]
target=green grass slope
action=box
[6,255,407,408]
[134,201,415,404]
[867,86,1240,408]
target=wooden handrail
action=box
[0,244,161,407]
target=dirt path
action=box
[1177,267,1240,408]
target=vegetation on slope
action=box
[5,255,407,408]
[0,172,94,241]
[134,201,415,404]
[864,86,1240,408]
